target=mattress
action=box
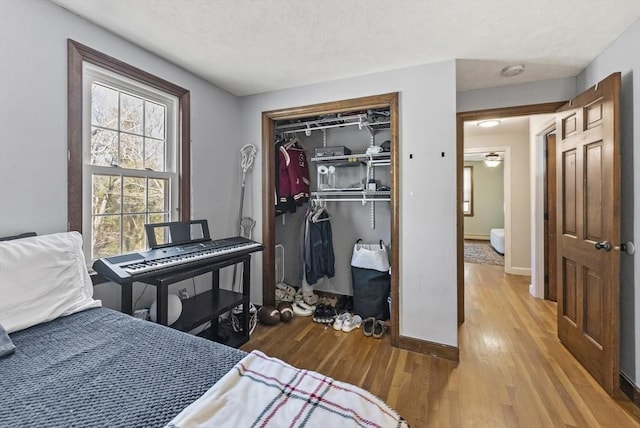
[490,228,505,255]
[0,307,246,427]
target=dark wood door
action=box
[544,132,557,301]
[555,72,621,395]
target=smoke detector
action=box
[500,64,525,77]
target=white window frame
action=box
[463,165,473,217]
[82,63,179,263]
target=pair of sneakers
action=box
[275,283,296,303]
[333,312,363,332]
[312,304,337,324]
[362,317,387,338]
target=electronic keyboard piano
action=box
[92,236,263,284]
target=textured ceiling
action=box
[50,0,640,96]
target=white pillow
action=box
[0,231,102,333]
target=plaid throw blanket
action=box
[166,350,409,428]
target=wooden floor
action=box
[241,263,640,427]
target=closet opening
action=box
[261,93,400,347]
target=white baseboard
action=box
[506,266,531,276]
[464,234,490,240]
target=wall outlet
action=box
[178,288,189,300]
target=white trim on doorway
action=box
[530,117,556,299]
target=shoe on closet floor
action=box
[332,312,351,330]
[295,288,319,306]
[342,315,362,332]
[275,283,296,304]
[372,320,387,338]
[292,302,313,317]
[312,304,337,324]
[318,294,338,307]
[362,317,376,336]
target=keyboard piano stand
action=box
[120,253,252,348]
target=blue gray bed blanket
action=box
[0,307,246,427]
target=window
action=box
[84,68,178,259]
[463,166,473,216]
[68,40,190,266]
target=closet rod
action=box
[280,120,364,134]
[310,198,391,203]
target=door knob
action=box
[614,241,636,255]
[594,241,612,251]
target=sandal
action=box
[372,320,387,339]
[362,317,376,336]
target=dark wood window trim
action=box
[67,39,191,237]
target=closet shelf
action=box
[275,113,390,136]
[310,152,390,163]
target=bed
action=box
[0,232,408,427]
[490,228,505,255]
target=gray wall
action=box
[577,18,640,385]
[240,61,459,346]
[0,0,243,310]
[463,161,504,239]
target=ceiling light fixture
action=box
[484,152,502,168]
[477,120,500,128]
[500,64,525,77]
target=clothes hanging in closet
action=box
[299,205,335,285]
[275,137,310,215]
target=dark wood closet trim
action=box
[67,39,191,235]
[261,93,400,347]
[456,101,566,326]
[542,125,558,302]
[398,336,460,362]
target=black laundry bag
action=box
[351,240,390,320]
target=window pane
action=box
[123,176,146,214]
[145,100,165,139]
[92,215,121,259]
[148,213,169,225]
[91,83,118,129]
[463,166,473,215]
[148,178,168,212]
[90,127,119,166]
[92,174,121,214]
[120,92,143,134]
[122,214,147,252]
[120,134,144,169]
[145,138,165,171]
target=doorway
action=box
[457,73,622,397]
[462,147,507,268]
[456,102,564,324]
[261,92,400,347]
